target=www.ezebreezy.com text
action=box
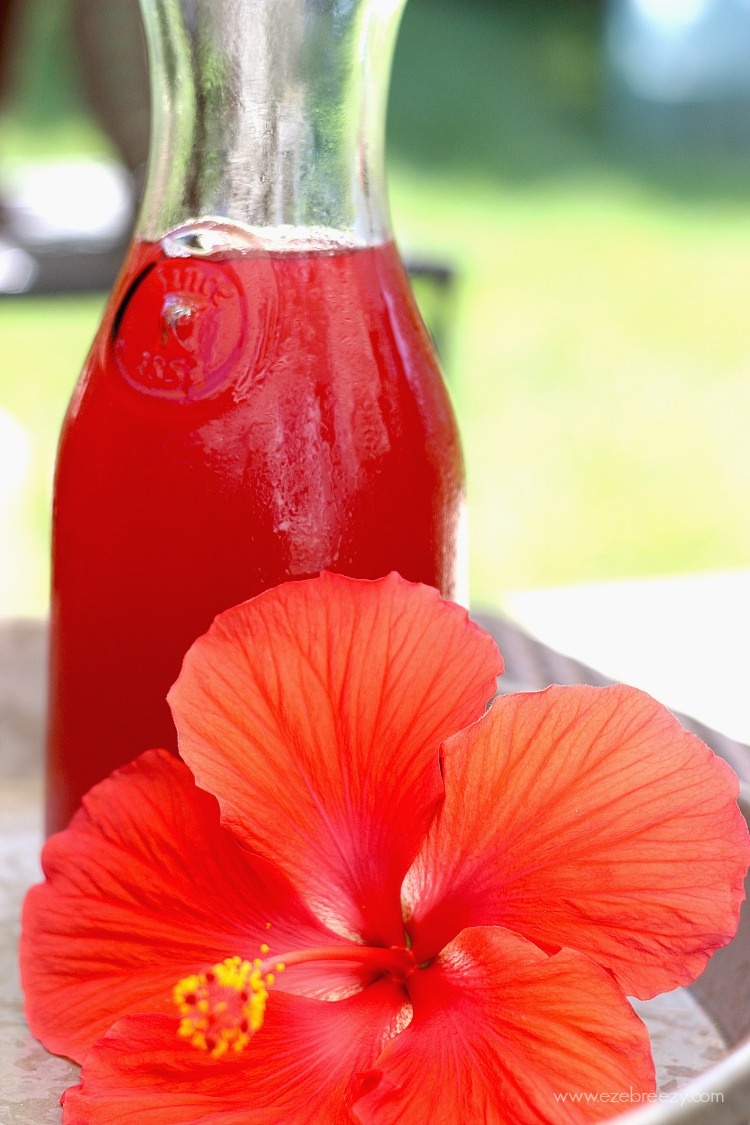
[554,1090,724,1107]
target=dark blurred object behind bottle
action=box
[0,0,147,294]
[70,0,149,191]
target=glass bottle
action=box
[46,0,466,834]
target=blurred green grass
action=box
[4,0,750,614]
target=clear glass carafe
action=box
[46,0,466,833]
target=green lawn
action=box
[390,169,750,604]
[4,0,750,614]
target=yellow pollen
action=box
[173,956,268,1058]
[260,943,270,954]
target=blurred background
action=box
[3,0,750,736]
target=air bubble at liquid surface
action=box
[161,218,366,259]
[161,219,265,260]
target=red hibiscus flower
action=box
[21,573,750,1124]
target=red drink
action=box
[46,237,465,832]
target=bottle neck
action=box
[137,0,406,248]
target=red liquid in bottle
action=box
[46,236,465,833]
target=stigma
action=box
[173,955,277,1058]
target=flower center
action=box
[173,955,270,1059]
[173,942,415,1056]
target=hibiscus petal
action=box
[404,685,750,998]
[62,981,409,1125]
[22,750,371,1063]
[168,572,502,946]
[353,926,654,1125]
